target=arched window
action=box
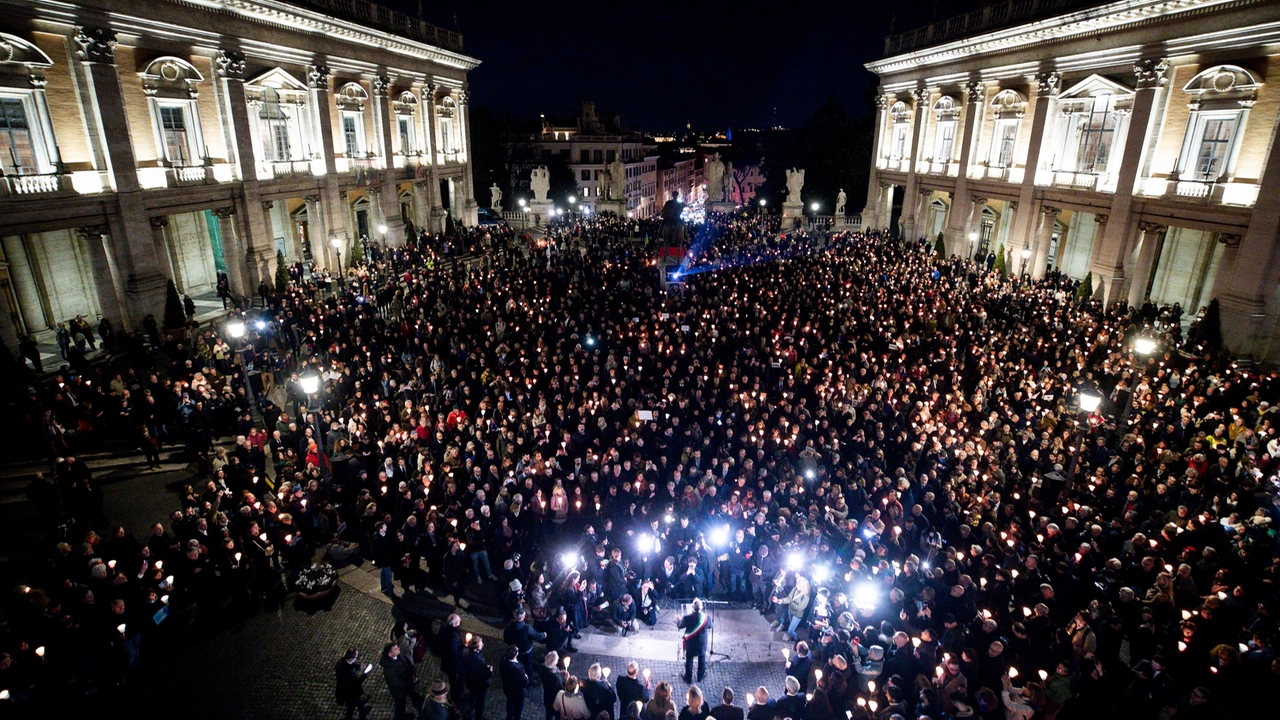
[245,68,310,165]
[139,57,205,167]
[1176,65,1261,181]
[0,32,57,176]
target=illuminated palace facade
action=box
[863,0,1280,361]
[0,0,478,355]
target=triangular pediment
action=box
[1059,73,1133,99]
[246,67,308,92]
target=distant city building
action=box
[864,0,1280,360]
[515,102,656,207]
[0,0,478,355]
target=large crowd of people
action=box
[1,211,1277,720]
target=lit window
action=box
[1075,94,1118,174]
[990,119,1018,168]
[258,88,293,162]
[933,120,955,163]
[342,113,363,156]
[890,124,909,160]
[0,97,35,175]
[399,117,416,154]
[159,105,191,166]
[1189,116,1237,180]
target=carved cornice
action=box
[1138,221,1168,234]
[74,25,117,64]
[77,225,108,239]
[1093,214,1109,224]
[1134,58,1169,89]
[149,216,169,229]
[212,207,236,218]
[1218,233,1241,247]
[216,50,247,80]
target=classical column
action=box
[1010,72,1059,261]
[411,181,432,236]
[147,216,180,288]
[74,26,135,193]
[1126,222,1167,308]
[76,225,125,327]
[307,65,335,173]
[964,196,987,258]
[423,81,445,232]
[1214,83,1280,357]
[304,194,330,270]
[861,95,888,228]
[212,207,249,300]
[1208,233,1241,301]
[372,75,407,244]
[1031,205,1059,279]
[900,87,930,240]
[456,89,478,225]
[946,82,984,254]
[214,50,256,181]
[1091,58,1168,304]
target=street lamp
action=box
[968,231,979,260]
[518,198,527,209]
[1133,337,1157,356]
[298,371,327,477]
[330,236,344,285]
[225,318,259,421]
[1118,336,1159,435]
[759,199,767,207]
[1064,390,1104,493]
[1078,392,1102,414]
[1020,247,1032,276]
[810,202,820,212]
[377,223,387,251]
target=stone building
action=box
[862,0,1280,361]
[0,0,479,355]
[515,102,656,208]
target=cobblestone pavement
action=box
[121,580,789,720]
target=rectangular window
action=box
[1076,95,1117,174]
[607,149,616,163]
[1195,117,1236,179]
[398,117,415,154]
[991,120,1018,168]
[438,119,450,155]
[934,120,955,163]
[593,149,603,163]
[890,124,909,159]
[581,169,590,181]
[580,149,590,164]
[0,97,35,175]
[159,105,190,166]
[343,114,361,156]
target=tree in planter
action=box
[163,279,186,329]
[1075,272,1094,303]
[934,232,947,257]
[992,242,1007,276]
[274,250,288,294]
[347,236,364,266]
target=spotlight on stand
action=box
[786,552,805,572]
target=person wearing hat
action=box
[536,651,566,720]
[418,681,452,720]
[461,636,494,720]
[335,648,371,720]
[499,645,530,720]
[504,606,547,677]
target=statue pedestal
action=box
[529,200,555,226]
[782,201,804,219]
[708,201,737,215]
[595,199,626,217]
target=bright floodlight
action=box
[378,224,387,234]
[810,202,820,211]
[786,552,805,571]
[569,196,577,205]
[560,551,579,569]
[585,335,596,347]
[853,582,879,610]
[811,565,831,583]
[1133,337,1157,355]
[330,236,342,248]
[1078,392,1102,413]
[804,469,815,480]
[299,372,321,395]
[583,206,591,215]
[711,524,731,548]
[759,199,766,206]
[518,198,527,207]
[638,533,661,555]
[226,319,246,339]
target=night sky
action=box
[385,0,958,132]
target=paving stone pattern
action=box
[127,586,788,719]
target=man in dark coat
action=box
[335,648,371,720]
[616,661,650,712]
[677,598,712,683]
[504,607,547,677]
[436,614,464,698]
[461,637,494,720]
[381,641,423,719]
[499,645,530,720]
[534,651,565,720]
[787,641,813,694]
[581,664,618,720]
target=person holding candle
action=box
[617,662,651,711]
[536,652,566,720]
